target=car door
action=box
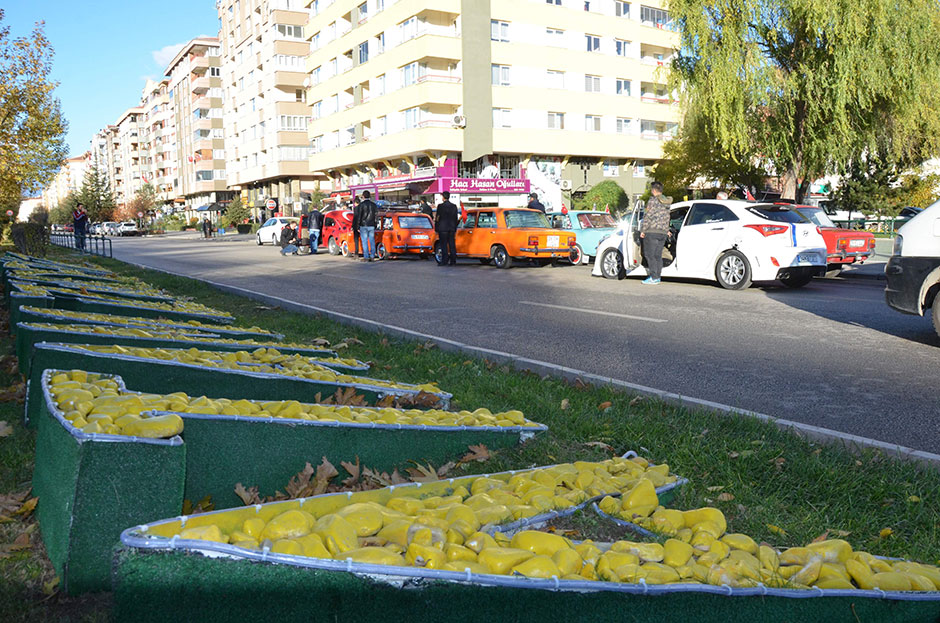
[469,211,498,256]
[674,203,739,278]
[622,202,644,270]
[455,212,477,256]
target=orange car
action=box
[435,207,576,268]
[340,211,437,260]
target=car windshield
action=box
[577,213,617,228]
[747,204,804,223]
[122,222,136,226]
[504,210,552,229]
[398,216,432,229]
[797,207,835,228]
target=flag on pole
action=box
[460,203,467,223]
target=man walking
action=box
[435,191,459,266]
[357,190,378,262]
[527,192,546,213]
[639,181,673,285]
[72,203,88,252]
[308,207,323,254]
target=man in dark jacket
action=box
[72,203,88,252]
[420,199,433,219]
[351,200,361,258]
[279,221,299,256]
[357,190,378,261]
[308,208,323,254]
[639,181,673,285]
[527,193,546,213]
[435,191,459,266]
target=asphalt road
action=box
[110,233,940,454]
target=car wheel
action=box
[328,237,340,255]
[932,290,940,339]
[780,273,814,289]
[569,244,584,265]
[341,241,350,257]
[599,248,625,280]
[715,250,752,290]
[256,234,263,246]
[376,243,388,260]
[492,245,513,269]
[434,243,444,264]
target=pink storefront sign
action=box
[429,178,531,194]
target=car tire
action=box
[341,241,350,257]
[780,273,814,289]
[492,245,513,269]
[599,248,625,280]
[932,290,940,339]
[715,250,752,290]
[328,237,340,255]
[376,243,388,260]
[256,234,263,246]
[569,244,584,265]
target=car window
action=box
[687,203,739,226]
[263,219,275,227]
[398,216,432,229]
[459,214,477,229]
[477,211,497,228]
[578,213,616,228]
[797,207,835,228]
[504,210,551,228]
[324,217,334,228]
[747,204,804,223]
[669,206,690,230]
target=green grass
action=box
[1,246,939,619]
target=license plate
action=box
[412,234,428,240]
[849,239,865,248]
[797,253,817,264]
[547,235,559,247]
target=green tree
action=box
[223,197,250,227]
[78,157,115,222]
[830,152,899,223]
[895,172,940,210]
[49,192,75,225]
[574,180,630,216]
[0,10,68,217]
[133,183,158,216]
[668,0,940,201]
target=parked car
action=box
[337,211,436,259]
[548,209,618,265]
[116,221,139,236]
[255,217,298,245]
[592,199,827,289]
[792,205,876,275]
[432,207,576,268]
[321,209,355,255]
[102,221,119,236]
[885,199,940,337]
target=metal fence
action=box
[49,232,113,258]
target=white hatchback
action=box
[592,199,827,289]
[256,217,298,245]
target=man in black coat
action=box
[435,191,459,266]
[357,190,379,261]
[527,192,546,213]
[351,200,361,258]
[420,199,433,219]
[308,208,323,254]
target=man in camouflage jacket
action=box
[639,181,673,284]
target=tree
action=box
[27,205,49,225]
[574,180,630,216]
[78,157,115,222]
[0,10,68,217]
[895,171,940,210]
[830,152,899,222]
[668,0,940,201]
[223,197,250,227]
[49,192,75,225]
[133,183,158,217]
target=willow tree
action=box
[668,0,940,201]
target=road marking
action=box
[519,301,666,323]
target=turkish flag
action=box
[460,203,467,223]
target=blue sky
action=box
[4,0,220,157]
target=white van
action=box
[885,200,940,337]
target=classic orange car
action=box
[340,211,437,260]
[435,207,577,268]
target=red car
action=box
[321,209,355,255]
[793,205,876,273]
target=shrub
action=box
[11,223,49,256]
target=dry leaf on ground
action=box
[0,422,12,437]
[459,444,491,464]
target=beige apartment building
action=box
[139,79,178,209]
[164,37,233,221]
[217,0,318,219]
[304,0,679,210]
[41,152,90,209]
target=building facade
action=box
[41,152,90,209]
[217,0,318,219]
[304,0,678,210]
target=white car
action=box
[885,199,940,337]
[102,221,119,236]
[117,221,139,236]
[592,199,827,289]
[256,217,298,245]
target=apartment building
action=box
[91,125,119,203]
[140,79,178,209]
[41,152,90,209]
[304,0,679,210]
[217,0,318,219]
[165,37,233,220]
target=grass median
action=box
[1,247,939,620]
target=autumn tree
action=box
[78,157,116,222]
[668,0,940,201]
[0,10,68,217]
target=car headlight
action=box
[893,234,903,257]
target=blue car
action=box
[548,209,619,264]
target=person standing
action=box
[420,198,433,219]
[435,191,459,266]
[351,200,362,259]
[279,221,300,255]
[72,203,88,252]
[201,217,211,239]
[527,192,546,213]
[357,190,378,262]
[639,181,673,285]
[308,207,323,254]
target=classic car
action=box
[338,211,436,260]
[791,205,876,274]
[547,209,619,264]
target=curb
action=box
[120,260,940,468]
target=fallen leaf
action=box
[907,495,921,503]
[340,458,361,488]
[42,577,59,596]
[717,492,735,502]
[830,529,851,537]
[728,451,740,459]
[463,360,473,366]
[629,396,644,407]
[285,462,317,498]
[333,342,349,350]
[313,457,339,495]
[380,338,389,347]
[584,441,615,453]
[436,461,456,478]
[598,401,612,411]
[560,398,570,411]
[855,460,863,466]
[234,483,261,506]
[811,531,830,543]
[879,528,894,539]
[0,491,29,515]
[311,337,331,347]
[406,462,441,483]
[345,337,364,346]
[706,486,725,492]
[0,422,13,437]
[9,531,30,551]
[14,497,37,517]
[459,444,491,464]
[767,524,788,537]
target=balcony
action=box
[194,117,214,131]
[191,56,210,73]
[191,77,210,93]
[192,95,211,109]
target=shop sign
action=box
[443,178,530,193]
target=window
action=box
[546,0,562,4]
[279,145,313,161]
[376,32,385,54]
[477,211,498,227]
[615,39,630,56]
[358,2,367,20]
[358,41,369,63]
[195,170,214,182]
[404,107,419,129]
[311,101,322,120]
[615,1,630,16]
[376,0,384,11]
[296,89,305,103]
[373,74,386,96]
[250,97,256,112]
[616,79,631,96]
[641,5,673,29]
[375,115,387,136]
[584,74,601,92]
[276,55,305,69]
[276,24,304,39]
[505,210,551,228]
[584,1,591,10]
[603,160,620,177]
[546,70,565,89]
[586,34,600,51]
[311,66,321,85]
[210,67,221,77]
[491,64,510,86]
[585,115,601,132]
[492,108,511,128]
[547,112,565,129]
[687,204,739,226]
[400,17,417,41]
[616,117,632,133]
[402,62,419,86]
[491,20,509,42]
[279,115,310,131]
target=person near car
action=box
[435,191,459,266]
[72,203,88,252]
[279,221,300,256]
[420,199,433,219]
[308,207,323,254]
[527,193,546,213]
[357,190,378,262]
[351,199,362,259]
[201,217,211,239]
[639,181,673,285]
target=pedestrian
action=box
[435,191,459,266]
[201,217,211,239]
[351,199,362,259]
[527,192,546,213]
[279,221,300,256]
[308,207,323,254]
[420,198,433,219]
[639,181,673,285]
[72,203,88,252]
[357,190,378,262]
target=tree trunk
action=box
[781,167,799,201]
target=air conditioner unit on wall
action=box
[560,180,572,191]
[452,115,466,128]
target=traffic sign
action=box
[137,211,143,217]
[266,199,277,209]
[5,210,12,217]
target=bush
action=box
[10,223,49,256]
[574,180,630,217]
[224,198,250,227]
[188,217,200,228]
[162,216,186,232]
